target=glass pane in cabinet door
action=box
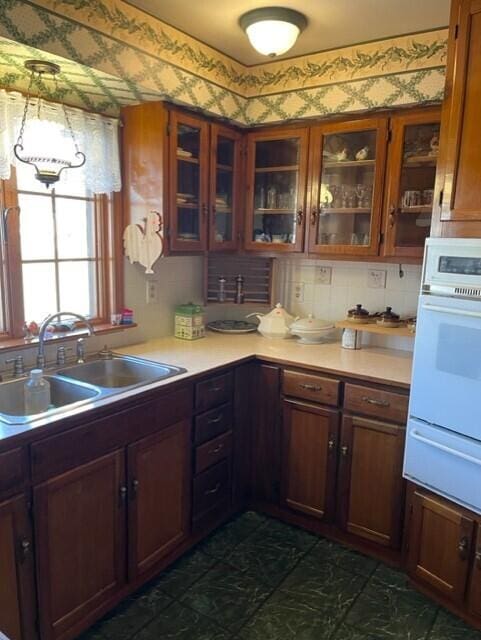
[214,136,234,244]
[396,122,440,247]
[176,124,201,242]
[253,138,300,245]
[317,130,377,247]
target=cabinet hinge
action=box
[454,23,459,39]
[438,188,444,207]
[387,129,392,143]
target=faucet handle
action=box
[6,355,25,378]
[56,346,73,366]
[76,338,86,364]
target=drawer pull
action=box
[209,444,224,454]
[204,482,221,496]
[299,383,322,392]
[475,548,481,568]
[210,386,223,393]
[341,445,349,457]
[458,536,469,560]
[20,538,31,562]
[362,396,390,408]
[208,415,222,425]
[119,485,128,504]
[328,439,335,451]
[131,478,139,497]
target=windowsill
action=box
[0,323,138,353]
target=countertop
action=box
[0,333,412,446]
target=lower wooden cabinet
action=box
[337,415,405,548]
[0,494,36,640]
[127,420,191,580]
[34,450,127,640]
[469,526,481,617]
[406,489,475,605]
[281,399,339,520]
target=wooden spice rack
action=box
[335,320,415,338]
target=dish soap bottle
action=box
[24,369,51,415]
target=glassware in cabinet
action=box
[308,119,388,255]
[245,129,309,252]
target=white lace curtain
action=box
[0,90,121,194]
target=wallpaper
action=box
[0,0,448,123]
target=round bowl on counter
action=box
[289,314,335,344]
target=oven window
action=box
[436,324,481,380]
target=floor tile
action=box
[258,517,318,552]
[309,537,379,577]
[199,511,267,559]
[330,622,392,639]
[279,556,366,616]
[345,579,438,639]
[429,608,481,640]
[238,590,336,640]
[180,561,272,631]
[154,549,215,598]
[226,529,306,586]
[370,563,414,594]
[135,601,230,640]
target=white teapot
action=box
[247,303,295,339]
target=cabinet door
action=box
[244,127,309,252]
[34,451,126,640]
[433,0,481,232]
[337,415,405,548]
[468,525,481,617]
[308,117,388,256]
[127,420,191,580]
[282,400,339,520]
[382,109,441,258]
[169,110,209,251]
[0,495,36,640]
[407,490,474,604]
[209,125,243,251]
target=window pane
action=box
[22,262,57,322]
[19,194,55,260]
[54,170,91,198]
[15,161,45,193]
[58,261,97,318]
[56,198,96,259]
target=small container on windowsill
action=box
[120,308,134,325]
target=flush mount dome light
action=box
[239,7,307,57]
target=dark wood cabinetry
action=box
[0,494,36,640]
[34,451,126,640]
[281,399,339,520]
[468,526,481,617]
[127,420,191,580]
[337,415,405,548]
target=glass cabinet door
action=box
[383,109,441,258]
[169,111,209,251]
[245,129,309,252]
[308,119,387,255]
[209,125,242,251]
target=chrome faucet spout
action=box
[37,311,95,369]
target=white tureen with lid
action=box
[247,303,295,339]
[289,314,334,344]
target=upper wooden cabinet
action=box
[244,127,310,252]
[432,0,481,237]
[382,108,441,259]
[308,118,388,256]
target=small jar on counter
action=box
[174,302,205,340]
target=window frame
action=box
[0,167,124,340]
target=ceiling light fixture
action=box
[239,7,307,58]
[14,60,86,188]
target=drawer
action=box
[195,371,233,413]
[195,431,232,474]
[344,383,408,424]
[282,369,340,406]
[0,447,28,499]
[193,459,231,522]
[194,403,232,445]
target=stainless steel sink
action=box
[58,355,185,389]
[0,375,100,425]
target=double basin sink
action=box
[0,355,186,425]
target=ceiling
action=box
[124,0,451,65]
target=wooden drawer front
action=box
[344,384,408,424]
[0,448,28,500]
[283,370,340,406]
[31,386,193,482]
[195,431,232,475]
[194,403,232,445]
[193,459,231,522]
[195,371,233,413]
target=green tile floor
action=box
[80,512,481,640]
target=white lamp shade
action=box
[246,19,300,56]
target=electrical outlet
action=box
[146,280,159,304]
[293,282,305,302]
[367,269,387,289]
[315,266,332,285]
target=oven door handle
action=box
[421,303,481,320]
[410,429,481,467]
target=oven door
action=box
[404,418,481,514]
[410,293,481,439]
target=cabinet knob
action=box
[202,204,208,220]
[19,538,31,562]
[296,209,303,225]
[328,439,335,451]
[119,485,128,503]
[341,445,349,457]
[311,210,318,226]
[131,478,139,497]
[475,548,481,568]
[389,205,397,228]
[458,536,469,559]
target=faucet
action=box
[37,312,95,369]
